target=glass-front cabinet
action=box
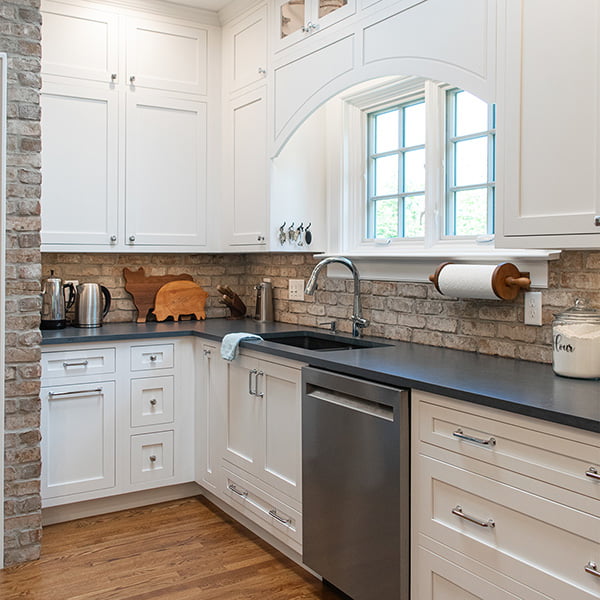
[275,0,355,52]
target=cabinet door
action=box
[125,92,207,247]
[41,0,118,84]
[224,89,268,246]
[256,360,302,501]
[223,355,260,472]
[196,342,225,491]
[225,5,268,94]
[41,381,115,500]
[126,17,208,96]
[41,81,119,247]
[497,0,600,248]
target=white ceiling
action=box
[166,0,232,13]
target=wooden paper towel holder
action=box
[429,262,531,300]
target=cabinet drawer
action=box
[222,467,301,552]
[42,347,116,379]
[130,376,174,428]
[130,431,174,484]
[130,344,174,371]
[416,392,600,504]
[415,453,600,600]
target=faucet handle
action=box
[319,320,337,333]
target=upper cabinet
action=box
[496,0,600,249]
[40,0,217,253]
[274,0,356,53]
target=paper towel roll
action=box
[429,263,530,301]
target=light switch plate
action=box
[289,279,305,301]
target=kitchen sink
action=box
[260,331,391,351]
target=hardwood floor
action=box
[0,497,345,600]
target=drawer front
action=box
[415,453,600,600]
[130,431,174,484]
[417,392,600,503]
[42,347,116,379]
[130,344,174,371]
[222,467,301,552]
[130,376,174,428]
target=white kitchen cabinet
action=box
[273,0,356,54]
[195,340,226,493]
[222,88,269,247]
[223,4,268,96]
[223,351,303,504]
[41,381,116,499]
[41,338,194,508]
[40,0,215,252]
[412,391,600,600]
[496,0,600,249]
[125,91,207,247]
[40,80,119,247]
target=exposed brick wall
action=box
[43,250,600,365]
[2,0,43,566]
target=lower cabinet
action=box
[412,390,600,600]
[41,338,194,507]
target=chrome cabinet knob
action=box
[149,355,157,362]
[130,75,136,84]
[129,235,136,242]
[110,235,117,242]
[203,349,211,356]
[257,235,265,242]
[595,215,600,226]
[258,67,266,75]
[111,73,117,82]
[149,455,157,463]
[150,398,157,406]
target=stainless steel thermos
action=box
[72,283,112,328]
[41,271,76,330]
[254,278,274,322]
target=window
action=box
[362,81,495,246]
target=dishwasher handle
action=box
[306,385,394,421]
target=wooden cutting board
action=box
[153,281,209,322]
[123,267,194,323]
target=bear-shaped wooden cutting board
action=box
[152,281,209,321]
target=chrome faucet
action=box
[305,257,369,337]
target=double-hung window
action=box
[361,80,495,248]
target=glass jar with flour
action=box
[552,299,600,379]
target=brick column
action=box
[2,0,43,566]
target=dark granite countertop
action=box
[42,319,600,433]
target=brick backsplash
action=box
[43,250,600,365]
[2,0,43,566]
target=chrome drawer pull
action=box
[256,371,264,397]
[62,360,89,368]
[453,428,496,447]
[149,355,158,362]
[585,562,600,578]
[248,369,258,395]
[48,387,102,398]
[228,483,248,498]
[585,467,600,481]
[452,505,495,528]
[269,509,291,525]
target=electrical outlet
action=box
[524,291,542,326]
[288,279,305,301]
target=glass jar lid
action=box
[554,299,600,323]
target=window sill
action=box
[313,248,560,287]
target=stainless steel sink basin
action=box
[261,331,390,352]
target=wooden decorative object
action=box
[216,285,247,320]
[153,281,209,322]
[123,267,193,323]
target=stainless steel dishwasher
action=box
[302,367,410,600]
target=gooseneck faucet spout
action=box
[305,257,369,337]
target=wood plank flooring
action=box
[0,496,345,600]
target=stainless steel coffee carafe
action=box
[254,279,274,322]
[73,283,112,328]
[41,271,76,330]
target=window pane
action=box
[403,148,425,192]
[454,188,488,236]
[455,91,488,136]
[375,110,399,153]
[374,199,399,238]
[319,0,348,19]
[374,155,398,196]
[403,195,424,237]
[455,137,487,186]
[403,102,425,147]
